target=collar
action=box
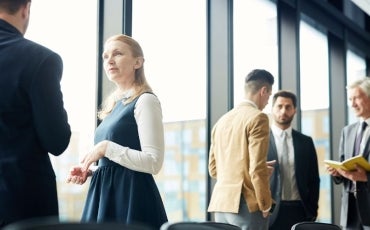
[360,118,370,127]
[116,88,134,102]
[242,99,258,109]
[0,18,23,35]
[271,124,293,138]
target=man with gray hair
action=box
[326,77,370,230]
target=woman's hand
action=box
[66,141,108,184]
[66,165,91,184]
[81,140,108,172]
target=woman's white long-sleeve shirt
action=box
[103,93,165,175]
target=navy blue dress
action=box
[81,94,168,229]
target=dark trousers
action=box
[345,193,370,230]
[269,201,306,230]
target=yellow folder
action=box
[324,155,370,171]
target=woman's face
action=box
[102,40,142,86]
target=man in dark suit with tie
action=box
[0,0,71,227]
[326,77,370,230]
[267,90,320,230]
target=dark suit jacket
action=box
[334,122,370,227]
[267,129,320,226]
[0,19,71,226]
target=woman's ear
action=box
[134,57,144,69]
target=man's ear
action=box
[21,2,31,19]
[17,2,31,34]
[260,86,268,96]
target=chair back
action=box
[2,218,153,230]
[201,221,241,229]
[291,221,341,230]
[161,221,241,230]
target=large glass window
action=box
[299,17,330,222]
[233,0,278,109]
[132,0,207,221]
[26,0,98,221]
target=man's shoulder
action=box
[341,122,358,133]
[21,38,57,57]
[292,129,313,141]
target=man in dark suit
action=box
[326,77,370,230]
[267,90,320,230]
[0,0,71,227]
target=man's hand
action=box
[267,160,276,177]
[336,164,368,182]
[325,164,341,177]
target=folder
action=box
[324,155,370,171]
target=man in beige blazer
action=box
[208,69,275,230]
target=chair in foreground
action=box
[2,217,153,230]
[160,221,241,230]
[291,221,341,230]
[201,221,241,230]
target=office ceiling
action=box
[351,0,370,16]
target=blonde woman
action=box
[67,34,167,229]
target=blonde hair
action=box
[98,34,153,120]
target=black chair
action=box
[201,221,241,230]
[161,221,241,230]
[291,221,341,230]
[2,217,153,230]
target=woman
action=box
[67,34,168,229]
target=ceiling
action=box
[351,0,370,16]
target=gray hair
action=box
[347,77,370,97]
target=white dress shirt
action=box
[271,124,301,201]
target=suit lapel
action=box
[362,136,370,159]
[347,123,360,159]
[269,130,278,160]
[292,130,300,170]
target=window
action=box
[299,17,331,222]
[233,0,278,109]
[132,0,207,221]
[26,0,98,220]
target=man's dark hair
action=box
[245,69,274,84]
[272,90,297,108]
[244,69,275,94]
[0,0,30,14]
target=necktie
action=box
[354,121,368,156]
[281,131,291,200]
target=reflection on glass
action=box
[132,0,207,221]
[299,18,331,222]
[233,0,278,110]
[25,0,98,221]
[346,50,366,124]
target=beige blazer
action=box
[208,101,272,213]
